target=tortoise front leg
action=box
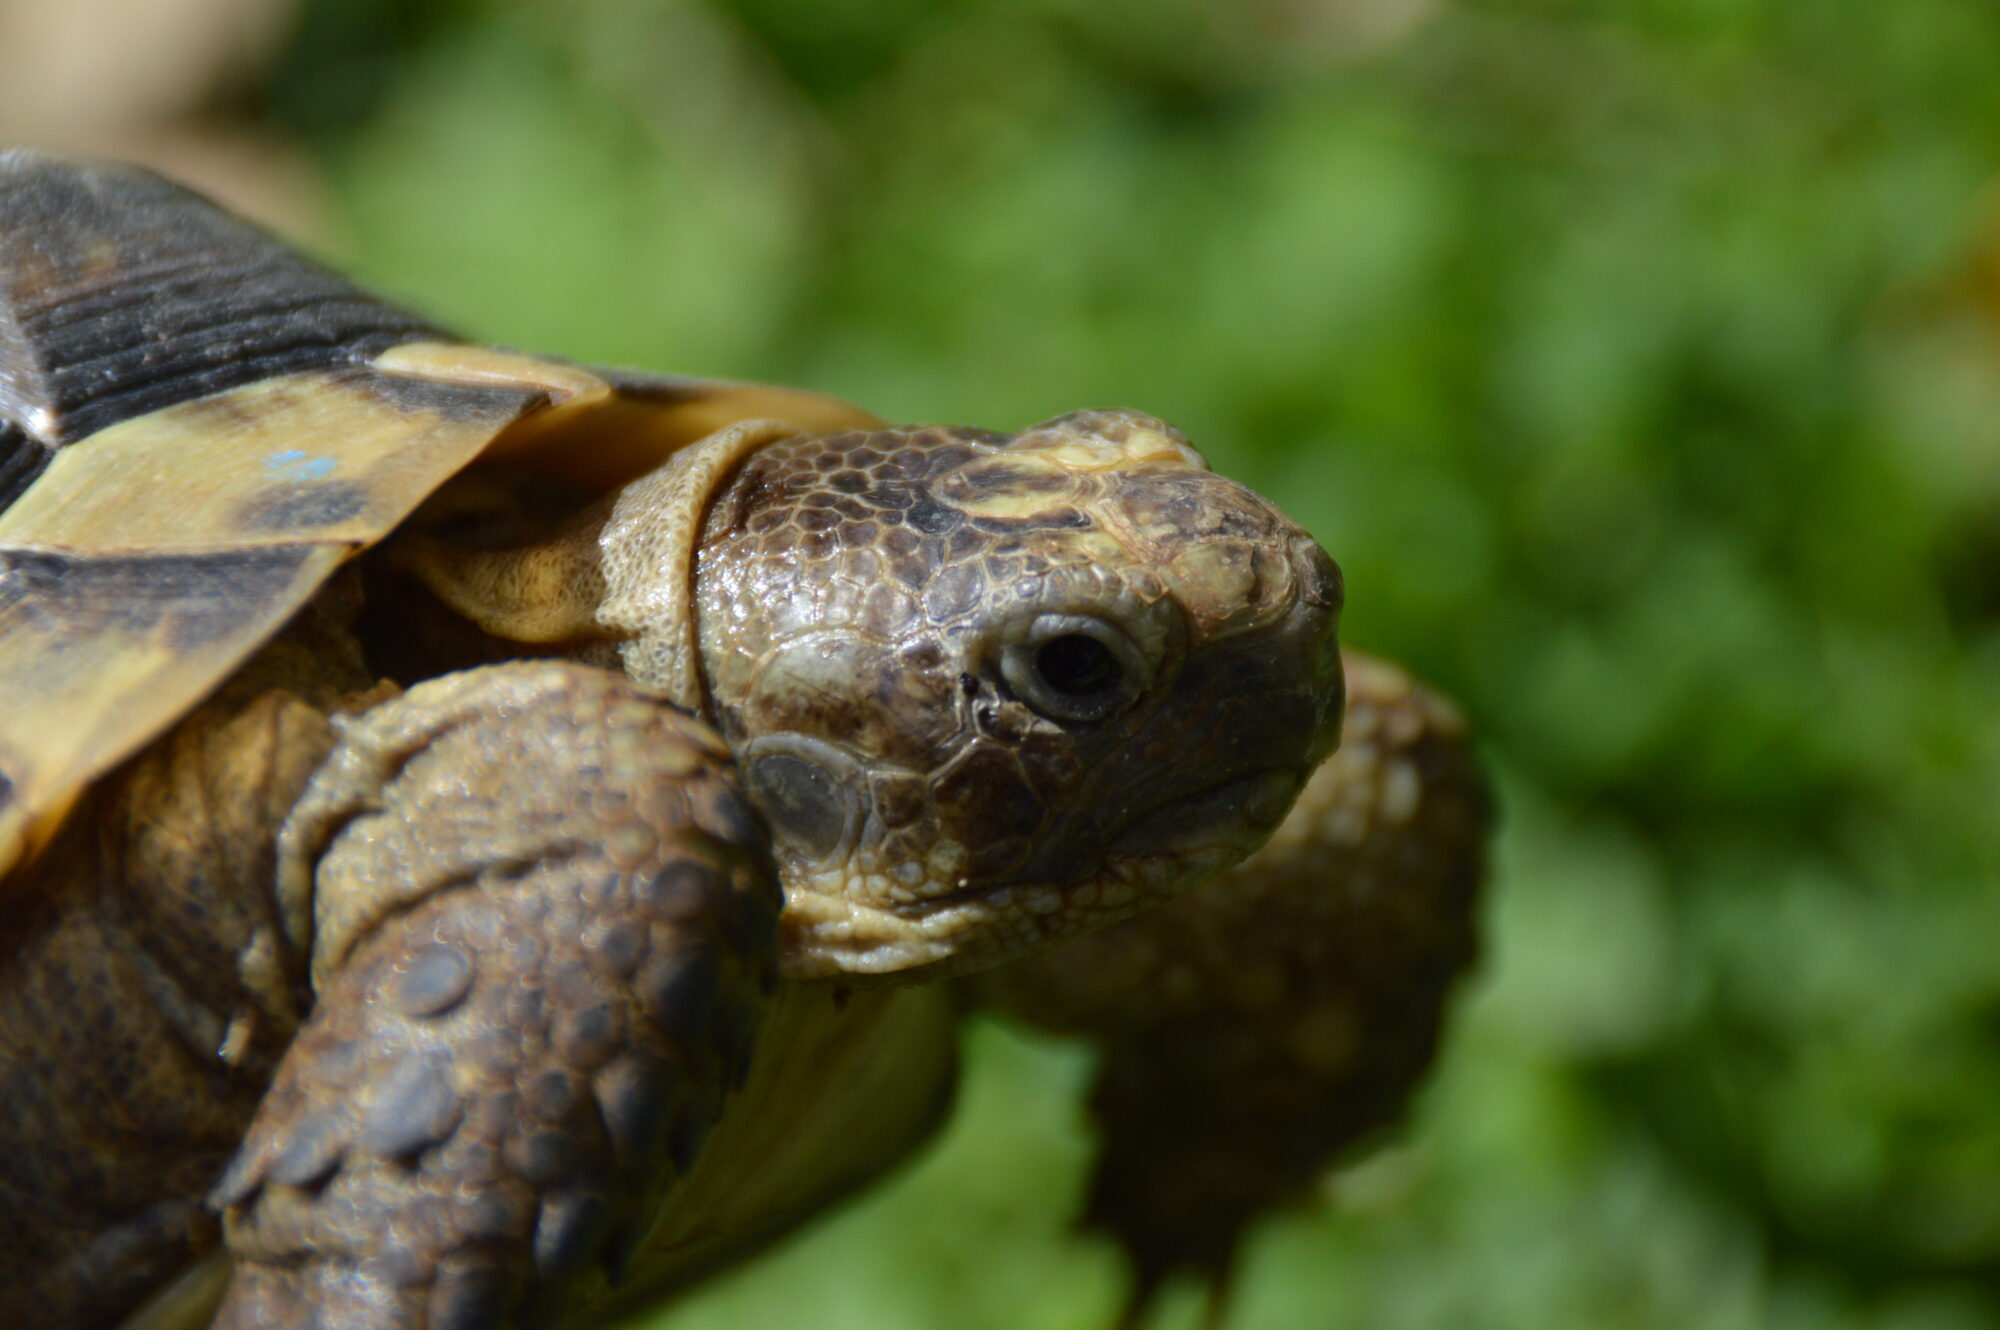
[971,650,1491,1324]
[209,662,777,1329]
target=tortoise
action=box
[0,150,1489,1330]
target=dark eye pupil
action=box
[1035,634,1121,696]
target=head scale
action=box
[684,409,1343,980]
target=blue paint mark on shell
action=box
[263,449,337,481]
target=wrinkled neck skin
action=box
[677,410,1344,984]
[400,409,1344,985]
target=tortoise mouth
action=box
[774,765,1311,982]
[892,764,1306,919]
[1105,766,1305,858]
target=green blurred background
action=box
[12,0,2000,1325]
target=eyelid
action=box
[992,612,1151,724]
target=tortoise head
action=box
[675,410,1343,980]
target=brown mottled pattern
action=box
[972,649,1491,1312]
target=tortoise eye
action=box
[1035,634,1121,698]
[997,614,1149,724]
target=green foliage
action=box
[270,0,2000,1322]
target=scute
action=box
[0,368,537,882]
[0,149,444,464]
[0,153,879,884]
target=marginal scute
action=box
[0,160,883,891]
[0,373,537,551]
[0,150,443,454]
[376,342,883,494]
[0,361,573,886]
[0,540,342,882]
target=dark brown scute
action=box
[0,420,45,510]
[0,545,325,653]
[0,150,443,495]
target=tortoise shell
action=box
[0,149,879,882]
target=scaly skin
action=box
[1,412,1356,1329]
[394,408,1346,979]
[974,651,1490,1320]
[686,412,1345,977]
[211,662,777,1329]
